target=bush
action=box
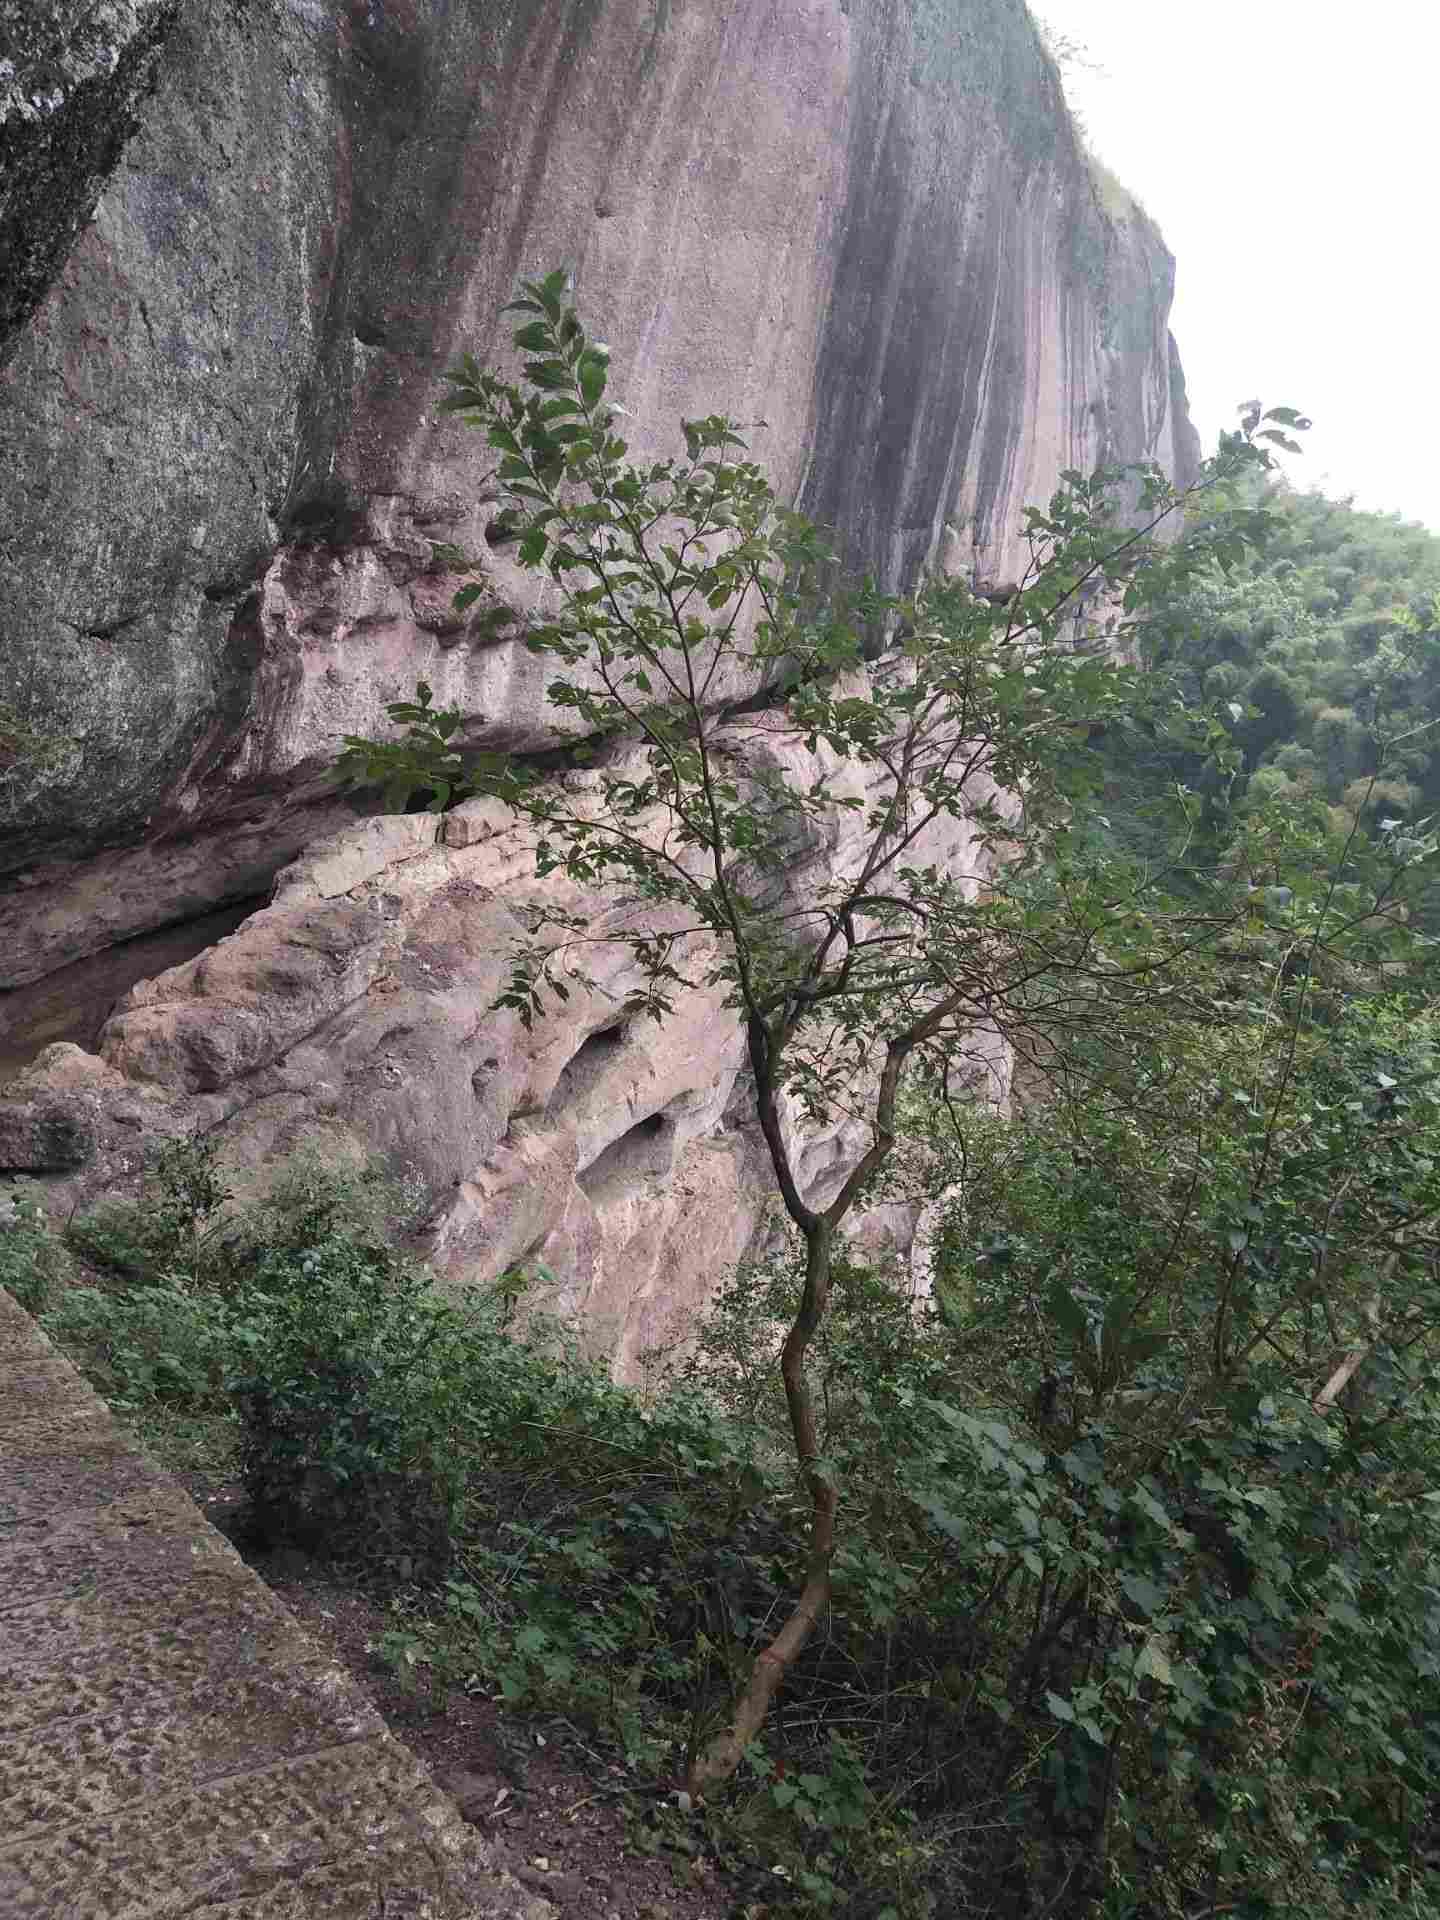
[377,1310,783,1765]
[233,1150,431,1261]
[0,1191,71,1314]
[229,1230,473,1570]
[41,1281,238,1412]
[40,1152,444,1510]
[65,1132,232,1289]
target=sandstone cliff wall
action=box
[1,739,1011,1374]
[0,0,1197,1362]
[0,0,1197,988]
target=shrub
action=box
[65,1131,232,1290]
[43,1154,438,1499]
[0,1191,71,1314]
[228,1230,472,1570]
[41,1281,237,1412]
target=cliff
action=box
[0,0,1197,987]
[0,0,1198,1360]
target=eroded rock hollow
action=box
[0,0,1199,1359]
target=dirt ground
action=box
[191,1480,766,1920]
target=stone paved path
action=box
[0,1287,551,1918]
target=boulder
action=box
[0,1095,95,1170]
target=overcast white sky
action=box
[1037,2,1440,534]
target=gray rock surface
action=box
[0,1092,96,1170]
[0,0,180,360]
[0,1285,553,1916]
[0,0,1198,987]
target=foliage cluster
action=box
[0,1190,70,1315]
[17,1147,459,1519]
[11,967,1440,1918]
[11,274,1440,1915]
[912,986,1440,1916]
[1104,487,1440,860]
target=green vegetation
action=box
[1165,489,1440,806]
[15,971,1440,1914]
[0,1190,70,1314]
[1102,485,1440,865]
[10,281,1440,1915]
[338,270,1313,1797]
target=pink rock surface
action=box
[1,0,1196,985]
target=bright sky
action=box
[1037,2,1440,535]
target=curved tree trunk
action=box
[684,1018,924,1796]
[686,1218,836,1797]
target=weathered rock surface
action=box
[0,1286,555,1916]
[0,0,1198,987]
[7,727,1009,1369]
[59,796,764,1372]
[0,1091,96,1170]
[0,0,180,360]
[0,896,258,1080]
[0,0,1187,1362]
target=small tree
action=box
[338,271,1300,1793]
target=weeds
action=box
[15,1112,1440,1918]
[0,1189,71,1314]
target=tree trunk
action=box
[686,1219,836,1796]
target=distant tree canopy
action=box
[1144,487,1440,817]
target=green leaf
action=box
[578,348,609,408]
[1135,1641,1174,1687]
[1121,1574,1165,1616]
[1046,1281,1089,1341]
[523,359,575,393]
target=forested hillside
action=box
[1110,488,1440,862]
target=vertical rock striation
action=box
[1,0,1196,987]
[0,0,1202,1359]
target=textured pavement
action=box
[0,1287,547,1917]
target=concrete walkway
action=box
[0,1288,550,1918]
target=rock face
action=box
[0,0,180,361]
[12,721,1011,1373]
[0,0,1193,1361]
[0,0,1197,987]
